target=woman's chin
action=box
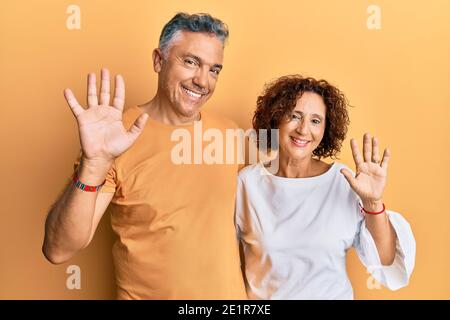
[282,146,313,161]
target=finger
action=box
[127,113,149,141]
[99,68,110,106]
[340,168,358,191]
[381,148,391,169]
[350,138,364,167]
[64,88,84,118]
[87,73,98,108]
[372,136,380,164]
[363,133,372,162]
[112,74,125,111]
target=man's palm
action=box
[64,68,148,162]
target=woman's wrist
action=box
[362,199,384,213]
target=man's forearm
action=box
[43,159,111,264]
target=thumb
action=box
[340,168,358,191]
[127,113,149,141]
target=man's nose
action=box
[192,67,208,91]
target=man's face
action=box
[154,31,224,118]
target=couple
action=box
[43,12,415,300]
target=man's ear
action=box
[152,48,164,73]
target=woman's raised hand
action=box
[340,133,390,205]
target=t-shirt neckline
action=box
[258,161,337,185]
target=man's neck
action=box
[139,94,201,126]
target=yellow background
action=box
[1,0,449,299]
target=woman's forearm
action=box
[362,200,397,266]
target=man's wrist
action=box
[77,157,112,185]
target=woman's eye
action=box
[291,114,301,121]
[312,119,321,125]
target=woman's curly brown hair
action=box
[252,75,350,159]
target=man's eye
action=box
[211,69,220,76]
[185,59,197,66]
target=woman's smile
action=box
[289,136,311,148]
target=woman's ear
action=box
[152,48,164,73]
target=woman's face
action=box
[278,92,327,161]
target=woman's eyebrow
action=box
[312,113,325,120]
[293,110,324,120]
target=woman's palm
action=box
[340,133,390,202]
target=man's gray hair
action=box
[159,12,229,57]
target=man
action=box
[43,13,247,299]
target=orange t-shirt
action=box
[95,106,246,299]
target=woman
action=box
[235,75,415,299]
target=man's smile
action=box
[181,85,207,101]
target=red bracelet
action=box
[361,203,386,215]
[72,171,106,192]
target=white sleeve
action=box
[234,175,245,240]
[353,209,416,291]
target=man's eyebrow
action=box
[185,53,223,70]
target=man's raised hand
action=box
[64,68,149,164]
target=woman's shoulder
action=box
[238,163,264,182]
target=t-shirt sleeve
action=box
[353,206,416,291]
[72,150,117,193]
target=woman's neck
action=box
[276,155,328,178]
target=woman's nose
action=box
[296,119,308,135]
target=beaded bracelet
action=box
[72,171,106,192]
